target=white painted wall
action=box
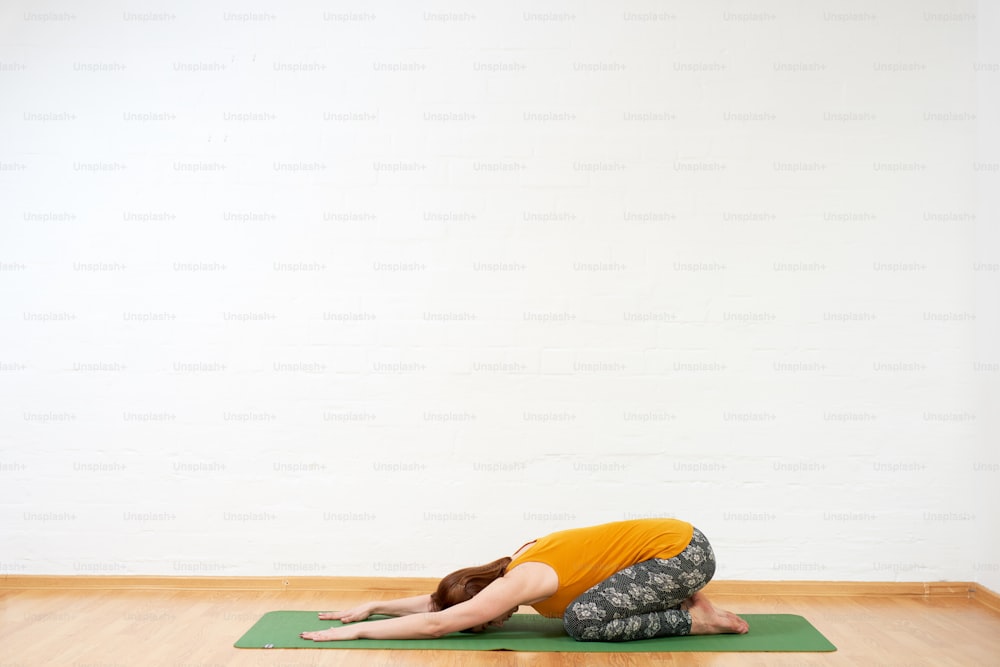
[1,1,996,584]
[973,0,1000,594]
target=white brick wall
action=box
[1,0,997,586]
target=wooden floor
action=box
[2,585,999,666]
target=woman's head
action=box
[429,556,512,612]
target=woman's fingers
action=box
[318,607,371,622]
[318,611,361,622]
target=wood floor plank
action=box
[2,587,999,666]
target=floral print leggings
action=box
[562,527,716,641]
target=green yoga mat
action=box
[234,612,836,652]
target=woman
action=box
[301,517,749,642]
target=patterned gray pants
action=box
[562,527,716,641]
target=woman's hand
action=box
[304,605,372,641]
[300,625,359,642]
[318,602,374,623]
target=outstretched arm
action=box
[373,593,434,616]
[306,610,460,640]
[302,577,526,641]
[318,594,433,622]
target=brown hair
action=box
[429,556,512,611]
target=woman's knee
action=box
[562,615,590,641]
[563,615,584,641]
[562,603,603,641]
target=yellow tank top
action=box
[505,518,694,618]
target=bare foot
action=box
[686,592,749,635]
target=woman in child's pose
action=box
[301,517,749,642]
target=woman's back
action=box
[506,518,694,617]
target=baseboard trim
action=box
[0,575,982,599]
[972,583,1000,612]
[0,575,438,592]
[706,580,973,598]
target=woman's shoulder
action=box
[502,560,559,604]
